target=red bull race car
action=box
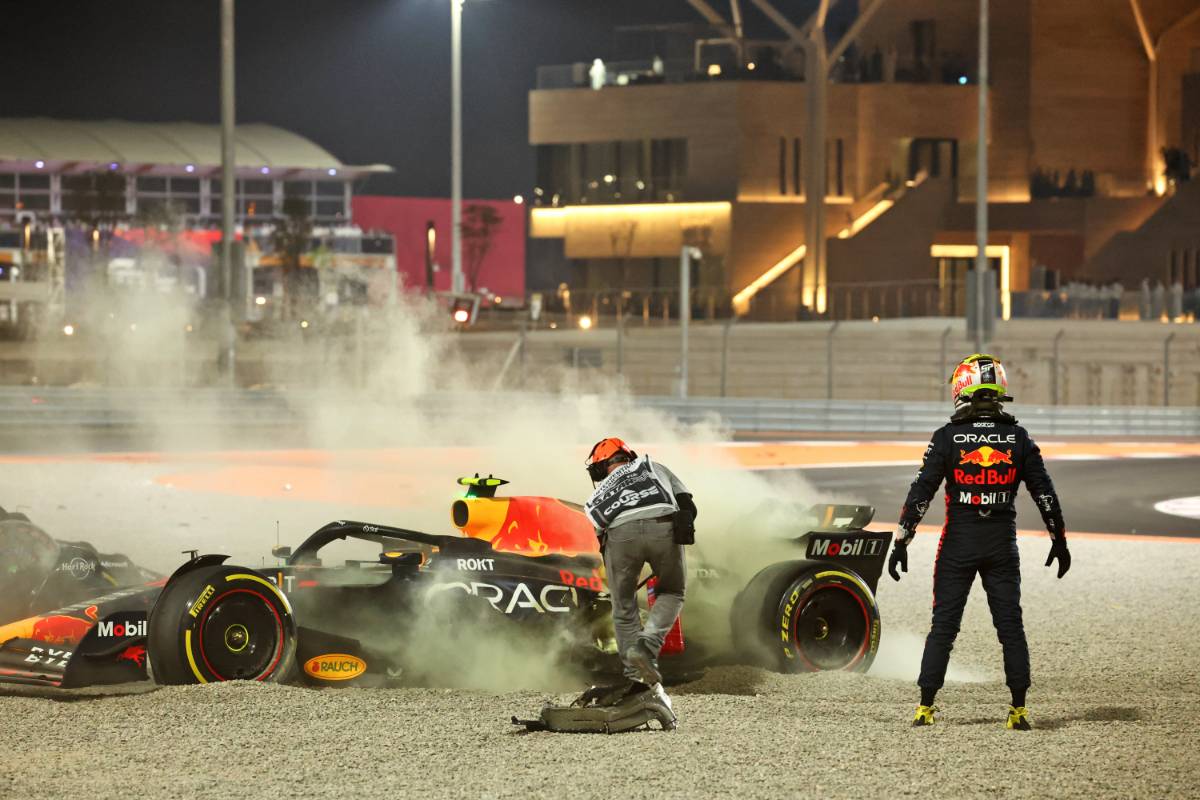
[0,479,892,690]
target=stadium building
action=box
[0,118,396,334]
[527,0,1200,321]
[0,117,390,224]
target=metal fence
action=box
[638,396,1200,437]
[480,319,1200,408]
[469,283,1200,329]
[0,387,296,429]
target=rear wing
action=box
[808,504,875,532]
[795,505,890,593]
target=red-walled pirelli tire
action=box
[148,565,296,685]
[733,562,880,674]
[776,569,880,673]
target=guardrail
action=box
[0,387,297,429]
[637,397,1200,437]
[2,388,1197,439]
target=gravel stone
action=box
[2,535,1197,799]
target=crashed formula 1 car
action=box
[0,478,891,689]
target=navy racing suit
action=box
[898,410,1065,694]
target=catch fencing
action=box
[475,318,1200,408]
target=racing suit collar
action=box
[951,400,1017,425]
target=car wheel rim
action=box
[224,623,249,653]
[792,585,868,670]
[197,589,282,680]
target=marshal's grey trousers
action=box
[602,518,686,682]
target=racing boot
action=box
[912,705,938,726]
[1005,706,1032,731]
[625,640,663,686]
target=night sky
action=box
[10,1,843,200]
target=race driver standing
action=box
[582,438,697,711]
[887,354,1070,731]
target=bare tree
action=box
[271,194,314,320]
[461,203,503,292]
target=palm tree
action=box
[461,203,503,292]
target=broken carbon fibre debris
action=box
[512,683,676,734]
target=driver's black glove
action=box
[888,541,908,582]
[1045,535,1070,579]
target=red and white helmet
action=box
[949,354,1010,404]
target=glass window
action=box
[316,199,345,217]
[0,174,14,189]
[19,173,50,190]
[243,198,274,217]
[285,180,313,198]
[62,175,92,193]
[361,236,393,254]
[649,138,687,198]
[176,197,201,214]
[242,179,272,195]
[792,138,800,195]
[827,138,844,196]
[0,193,14,210]
[535,145,571,205]
[137,197,168,216]
[778,138,786,195]
[581,142,619,202]
[136,176,168,192]
[615,140,643,199]
[316,181,343,196]
[170,177,200,194]
[279,195,313,217]
[20,194,50,210]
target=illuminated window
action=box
[535,138,686,205]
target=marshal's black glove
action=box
[888,541,908,582]
[672,493,697,545]
[1045,536,1070,579]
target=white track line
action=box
[1154,496,1200,520]
[1125,453,1185,459]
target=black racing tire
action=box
[148,564,297,685]
[732,562,880,674]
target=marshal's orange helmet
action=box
[585,437,637,481]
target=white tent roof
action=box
[0,118,391,178]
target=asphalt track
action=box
[790,456,1200,538]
